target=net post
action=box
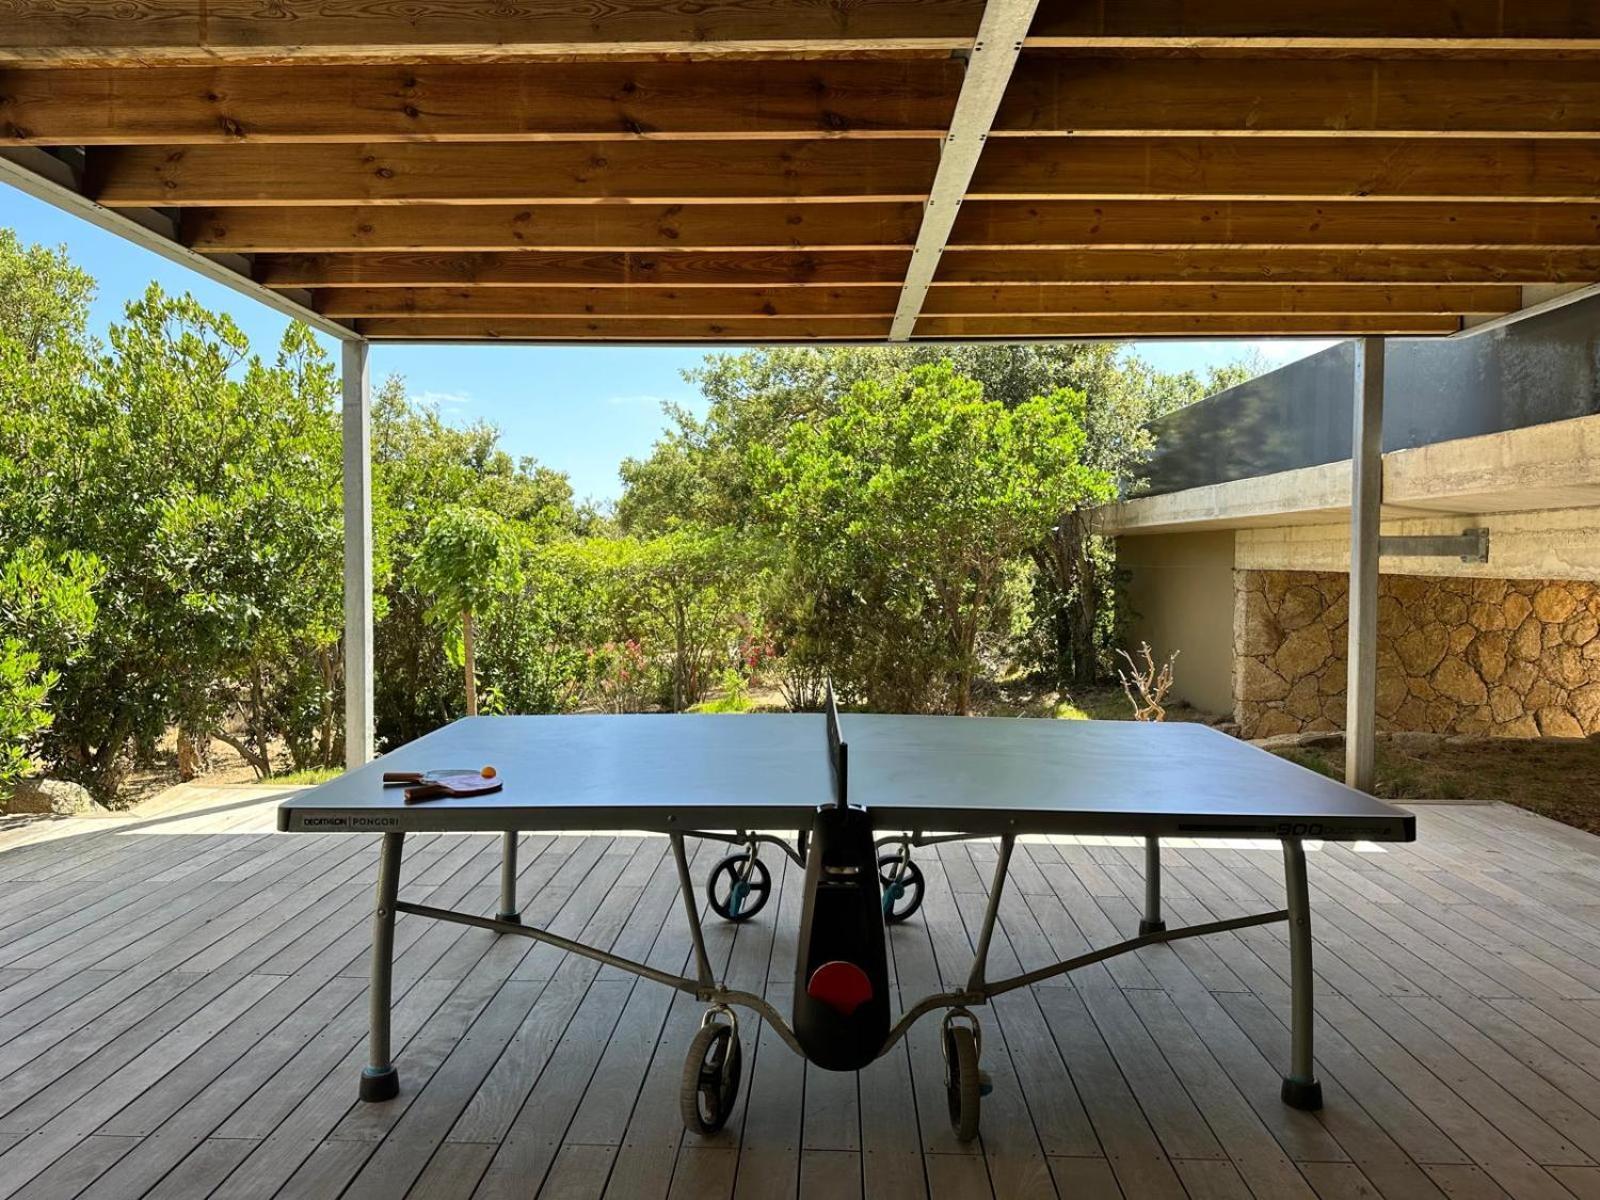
[824,677,848,810]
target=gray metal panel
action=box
[277,713,1414,842]
[1137,294,1600,495]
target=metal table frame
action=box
[356,824,1323,1112]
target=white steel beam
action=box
[342,339,376,768]
[1455,282,1600,339]
[1345,337,1384,791]
[888,0,1038,342]
[0,146,357,343]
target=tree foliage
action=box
[0,226,1258,799]
[409,505,524,715]
[755,362,1113,711]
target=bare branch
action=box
[1116,641,1179,722]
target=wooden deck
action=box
[9,788,1600,1198]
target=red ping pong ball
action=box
[481,766,497,779]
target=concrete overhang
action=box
[1096,412,1600,537]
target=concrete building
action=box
[1102,298,1600,740]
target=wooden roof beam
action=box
[0,61,962,145]
[177,199,1600,255]
[317,282,1517,319]
[1025,0,1600,54]
[918,284,1520,317]
[995,58,1600,139]
[350,313,1462,341]
[355,317,895,341]
[86,140,940,206]
[916,314,1462,337]
[936,249,1600,285]
[255,251,911,289]
[948,200,1600,251]
[969,138,1600,202]
[0,0,985,67]
[890,0,1040,341]
[316,286,904,319]
[181,202,925,254]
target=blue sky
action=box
[3,185,1331,505]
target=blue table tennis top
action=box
[277,713,1413,841]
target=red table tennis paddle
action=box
[382,767,502,805]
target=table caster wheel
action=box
[943,1018,982,1143]
[707,853,771,922]
[681,1015,743,1135]
[878,854,925,924]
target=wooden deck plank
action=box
[24,793,1600,1198]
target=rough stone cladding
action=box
[1234,570,1600,740]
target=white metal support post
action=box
[342,339,375,769]
[887,0,1038,341]
[1345,337,1384,791]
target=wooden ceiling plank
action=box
[915,313,1462,336]
[88,140,941,206]
[315,285,903,318]
[256,250,911,289]
[996,58,1600,139]
[178,199,1600,254]
[0,61,962,144]
[354,316,894,341]
[969,138,1600,202]
[322,281,1512,319]
[949,200,1600,250]
[180,202,924,253]
[918,283,1519,316]
[936,248,1600,285]
[14,0,1597,64]
[1026,0,1600,52]
[0,0,985,66]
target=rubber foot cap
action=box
[361,1065,399,1102]
[1139,918,1167,936]
[496,912,522,925]
[1281,1077,1323,1111]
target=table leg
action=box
[1139,836,1166,935]
[1280,837,1323,1110]
[360,830,404,1102]
[498,830,522,924]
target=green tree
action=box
[757,362,1114,713]
[0,229,95,362]
[585,528,759,711]
[409,505,524,716]
[370,379,582,744]
[0,256,350,793]
[617,344,1240,688]
[0,545,101,788]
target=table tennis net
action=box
[825,678,848,810]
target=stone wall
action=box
[1234,571,1600,739]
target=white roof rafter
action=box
[888,0,1040,342]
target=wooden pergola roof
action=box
[4,1,1600,344]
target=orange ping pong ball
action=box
[481,765,497,779]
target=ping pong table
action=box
[279,698,1413,1141]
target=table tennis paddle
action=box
[382,768,502,805]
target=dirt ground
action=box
[1275,736,1600,834]
[119,731,286,808]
